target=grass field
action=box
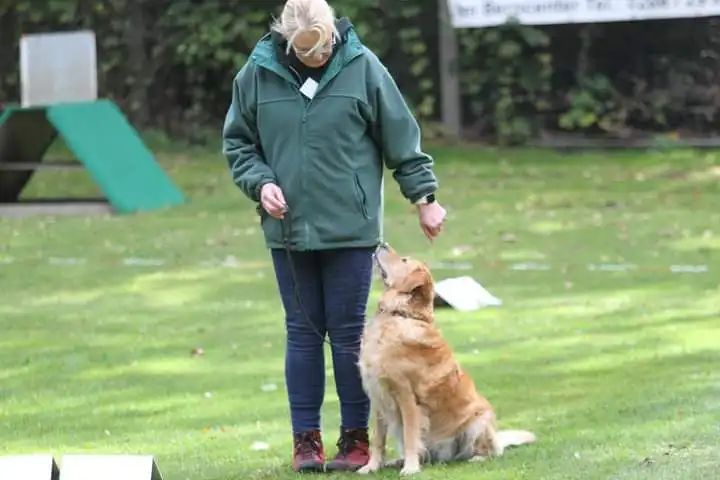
[1,142,719,479]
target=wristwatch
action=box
[414,193,436,205]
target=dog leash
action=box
[280,215,360,356]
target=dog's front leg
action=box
[358,409,387,474]
[396,390,422,476]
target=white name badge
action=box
[299,78,318,99]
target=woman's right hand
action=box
[260,183,288,219]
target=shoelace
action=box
[296,434,321,457]
[336,433,367,456]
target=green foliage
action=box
[458,19,552,145]
[1,2,720,144]
[559,73,626,134]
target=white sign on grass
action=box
[447,0,720,28]
[20,30,98,107]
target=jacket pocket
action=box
[353,172,370,219]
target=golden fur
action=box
[357,243,535,476]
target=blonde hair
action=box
[271,0,338,55]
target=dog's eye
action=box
[402,257,408,263]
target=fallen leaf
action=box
[450,245,473,257]
[251,441,270,451]
[664,443,688,455]
[499,232,517,243]
[221,255,241,268]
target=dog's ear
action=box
[398,267,433,302]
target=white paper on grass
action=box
[434,276,502,311]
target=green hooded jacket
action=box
[222,18,438,251]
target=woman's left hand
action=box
[417,202,446,242]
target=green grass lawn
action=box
[1,143,719,479]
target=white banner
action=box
[447,0,720,28]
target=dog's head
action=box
[374,243,434,321]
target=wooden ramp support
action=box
[0,454,60,480]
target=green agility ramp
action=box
[0,99,185,216]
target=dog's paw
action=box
[399,463,421,476]
[469,455,488,463]
[357,460,381,475]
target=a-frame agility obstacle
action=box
[0,30,185,216]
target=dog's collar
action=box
[377,306,428,322]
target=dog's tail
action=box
[495,429,536,452]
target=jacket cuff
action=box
[410,189,436,205]
[253,179,276,203]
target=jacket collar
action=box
[248,17,365,89]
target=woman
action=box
[222,0,446,473]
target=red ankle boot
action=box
[326,428,370,471]
[292,430,325,473]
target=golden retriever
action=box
[357,243,536,476]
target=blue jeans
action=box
[270,247,374,434]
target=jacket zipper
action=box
[286,64,313,247]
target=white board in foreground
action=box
[0,454,60,480]
[434,276,502,311]
[59,454,163,480]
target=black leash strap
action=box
[280,217,359,356]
